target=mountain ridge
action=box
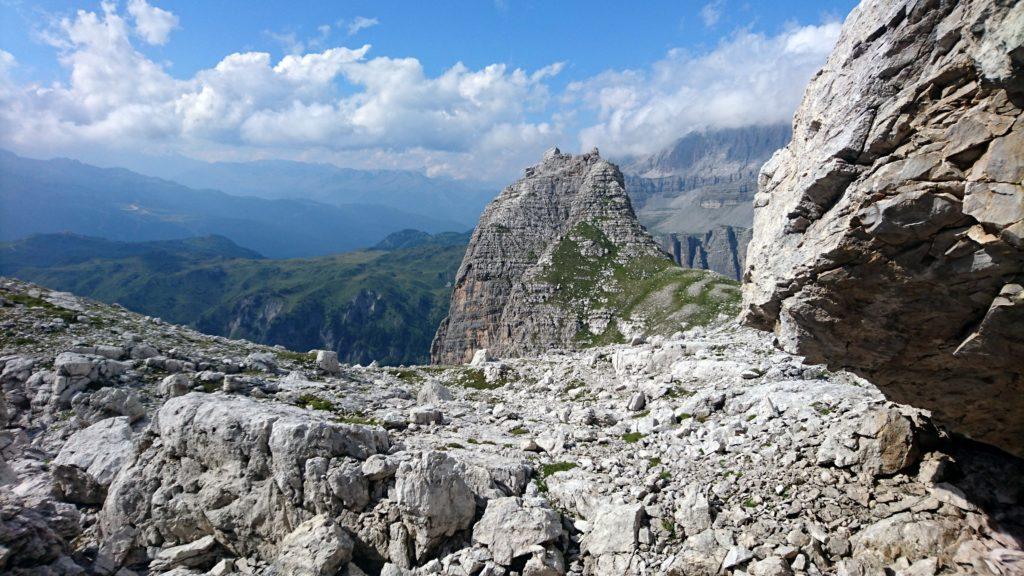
[432,148,741,364]
[0,231,468,365]
[0,150,467,259]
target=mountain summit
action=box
[432,149,670,363]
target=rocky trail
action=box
[2,278,1021,576]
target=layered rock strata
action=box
[743,0,1024,457]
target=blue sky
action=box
[0,0,858,180]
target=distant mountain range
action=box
[0,230,470,365]
[620,124,791,279]
[621,124,790,236]
[0,150,470,258]
[165,159,496,228]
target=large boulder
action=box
[582,501,643,557]
[742,0,1024,456]
[53,416,135,504]
[50,352,127,408]
[272,515,353,576]
[71,387,145,425]
[393,451,476,560]
[0,498,84,574]
[97,393,388,570]
[472,497,563,566]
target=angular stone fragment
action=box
[472,497,562,565]
[394,451,475,559]
[417,381,452,405]
[53,416,134,504]
[315,350,340,374]
[272,516,353,576]
[582,502,643,556]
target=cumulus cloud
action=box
[127,0,178,45]
[570,22,842,157]
[0,3,562,180]
[347,16,379,36]
[0,2,843,180]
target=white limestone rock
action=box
[472,497,563,566]
[53,416,134,504]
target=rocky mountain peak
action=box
[431,149,671,364]
[743,0,1023,457]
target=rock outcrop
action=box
[743,0,1024,457]
[431,148,668,364]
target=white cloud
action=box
[700,1,723,27]
[0,3,844,181]
[571,22,842,158]
[347,16,379,36]
[0,3,563,180]
[127,0,178,45]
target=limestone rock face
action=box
[52,416,135,504]
[98,393,389,567]
[742,0,1024,456]
[272,515,353,576]
[472,497,563,565]
[662,225,753,280]
[394,451,476,560]
[432,148,666,364]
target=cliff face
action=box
[662,226,752,281]
[431,149,668,364]
[743,0,1024,456]
[622,125,791,237]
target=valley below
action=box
[1,232,469,366]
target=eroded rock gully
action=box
[1,279,1022,575]
[742,0,1024,457]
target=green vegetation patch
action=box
[388,368,425,384]
[295,394,336,412]
[540,461,578,477]
[335,412,378,426]
[539,221,741,347]
[276,349,314,366]
[451,367,509,390]
[621,432,645,444]
[3,291,80,324]
[536,461,578,493]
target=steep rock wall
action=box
[743,0,1023,456]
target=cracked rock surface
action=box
[431,148,666,365]
[742,0,1024,457]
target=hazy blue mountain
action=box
[371,229,471,251]
[0,150,467,258]
[617,125,790,279]
[1,231,468,365]
[0,233,262,274]
[168,158,496,227]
